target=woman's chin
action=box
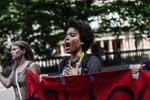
[11,57,14,59]
[65,49,71,54]
[65,51,70,54]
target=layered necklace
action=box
[68,52,85,69]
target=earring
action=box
[81,42,84,45]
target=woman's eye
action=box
[70,34,74,37]
[66,32,76,37]
[70,33,76,37]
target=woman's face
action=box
[10,45,25,60]
[64,27,82,54]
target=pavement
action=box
[0,83,15,100]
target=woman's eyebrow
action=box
[67,32,76,35]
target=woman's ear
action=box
[81,42,84,45]
[22,48,26,54]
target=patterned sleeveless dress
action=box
[11,61,31,100]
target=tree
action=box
[0,0,150,67]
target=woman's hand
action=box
[129,64,145,73]
[64,63,80,76]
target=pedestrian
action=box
[0,40,41,100]
[130,60,150,72]
[141,60,150,70]
[129,61,150,74]
[87,41,103,63]
[58,18,102,76]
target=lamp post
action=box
[148,24,150,37]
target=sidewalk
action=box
[0,83,15,100]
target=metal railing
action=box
[36,49,150,74]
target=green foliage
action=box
[96,0,150,37]
[0,0,150,66]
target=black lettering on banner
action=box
[44,89,58,100]
[89,88,96,100]
[42,86,145,100]
[64,90,69,100]
[43,89,69,100]
[106,86,134,100]
[137,87,145,100]
[28,87,40,100]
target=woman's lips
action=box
[11,54,14,57]
[64,42,70,50]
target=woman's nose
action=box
[64,35,69,41]
[10,50,13,54]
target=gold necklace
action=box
[68,52,85,68]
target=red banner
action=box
[26,69,150,100]
[26,69,46,100]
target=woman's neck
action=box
[17,57,27,66]
[71,50,83,61]
[16,57,28,72]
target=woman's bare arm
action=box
[0,62,17,88]
[29,62,41,76]
[0,71,14,88]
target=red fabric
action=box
[26,69,150,100]
[25,69,46,100]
